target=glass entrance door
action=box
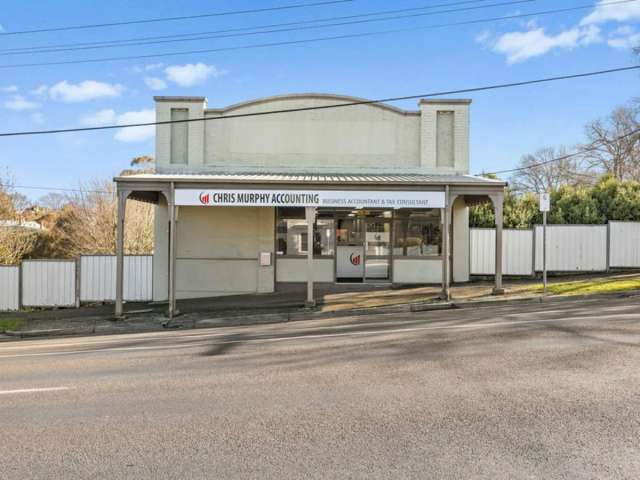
[364,216,391,281]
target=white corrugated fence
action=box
[0,266,20,311]
[21,260,77,308]
[609,221,640,268]
[80,255,152,302]
[470,229,534,276]
[534,225,608,272]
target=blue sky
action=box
[0,0,639,199]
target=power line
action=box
[480,128,640,176]
[0,0,354,36]
[0,0,511,54]
[0,0,633,69]
[11,129,640,196]
[0,0,536,56]
[1,65,638,138]
[10,185,112,194]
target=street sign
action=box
[539,192,550,294]
[539,193,550,212]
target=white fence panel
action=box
[470,229,534,276]
[609,221,640,268]
[0,266,20,311]
[535,225,608,272]
[22,260,76,307]
[80,255,152,302]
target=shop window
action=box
[276,208,335,257]
[393,210,442,257]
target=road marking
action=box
[0,387,71,395]
[0,312,638,360]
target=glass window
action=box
[276,208,335,257]
[315,218,335,256]
[393,209,442,257]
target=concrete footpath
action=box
[2,277,640,340]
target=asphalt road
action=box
[1,297,640,479]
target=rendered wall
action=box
[393,258,442,284]
[452,198,470,282]
[173,206,275,299]
[276,258,334,283]
[155,95,471,175]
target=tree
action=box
[119,155,155,176]
[46,180,154,257]
[38,192,69,210]
[581,105,640,181]
[509,146,592,193]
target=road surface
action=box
[1,297,639,479]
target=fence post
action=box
[17,262,23,311]
[606,222,611,272]
[75,257,81,308]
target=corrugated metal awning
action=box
[115,171,506,187]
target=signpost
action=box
[539,192,551,295]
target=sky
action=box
[0,0,639,200]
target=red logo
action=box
[199,192,210,205]
[350,253,361,266]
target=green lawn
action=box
[521,276,640,296]
[0,318,25,332]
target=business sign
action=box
[336,246,365,278]
[539,193,551,212]
[175,189,445,209]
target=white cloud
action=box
[475,30,492,45]
[144,77,167,91]
[164,63,223,87]
[581,1,640,25]
[131,63,165,74]
[48,80,123,102]
[1,85,18,93]
[4,95,40,111]
[31,84,48,97]
[490,26,601,63]
[31,112,45,124]
[80,109,116,126]
[114,109,155,143]
[608,25,640,48]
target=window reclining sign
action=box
[174,189,446,209]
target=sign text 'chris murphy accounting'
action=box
[174,189,446,209]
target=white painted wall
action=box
[420,100,470,174]
[393,258,442,284]
[164,206,275,299]
[276,258,334,283]
[609,221,640,268]
[452,197,470,282]
[22,260,76,307]
[535,225,607,272]
[155,94,470,175]
[0,266,19,311]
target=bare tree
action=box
[510,146,592,193]
[38,192,69,210]
[581,105,640,181]
[47,180,154,257]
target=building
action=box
[114,94,506,317]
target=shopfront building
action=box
[114,94,506,317]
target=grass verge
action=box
[521,276,640,296]
[0,318,25,333]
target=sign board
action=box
[336,246,365,278]
[175,189,445,209]
[539,193,550,212]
